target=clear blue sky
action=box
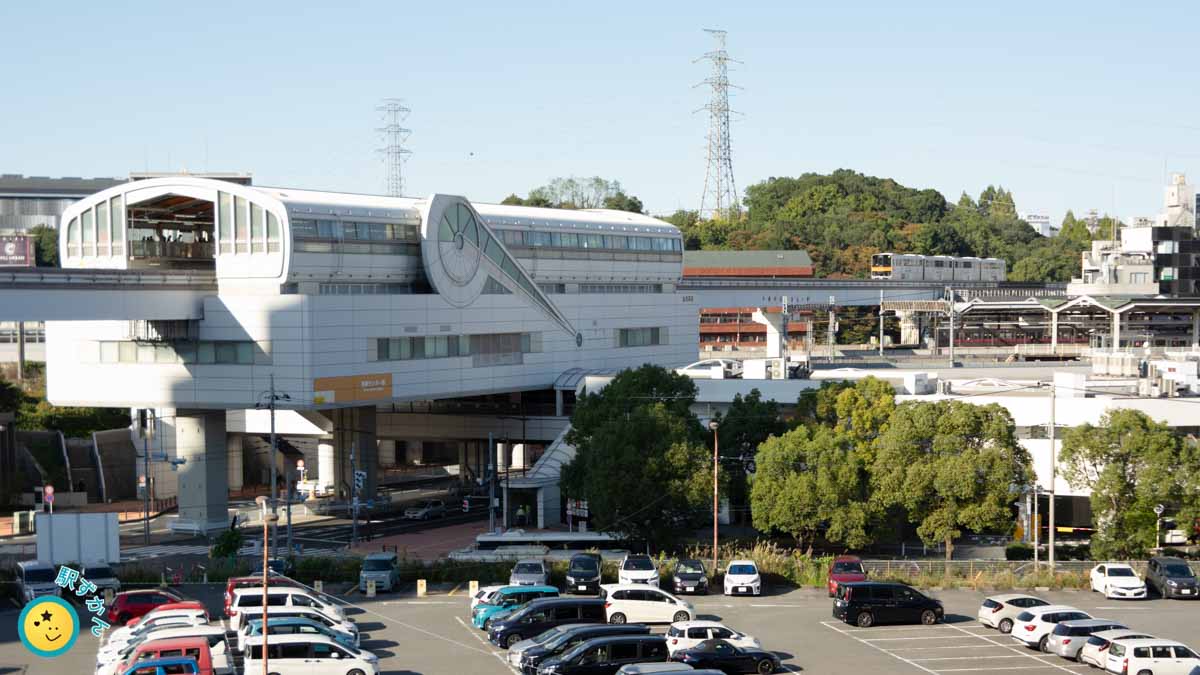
[3,1,1198,226]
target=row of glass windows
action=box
[316,282,427,295]
[579,283,663,294]
[216,192,282,255]
[97,340,259,365]
[374,332,539,361]
[65,195,126,259]
[496,229,682,253]
[618,327,667,348]
[291,219,420,243]
[293,240,419,256]
[0,322,45,344]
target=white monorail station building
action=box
[41,176,697,533]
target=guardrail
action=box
[0,268,216,289]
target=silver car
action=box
[1045,618,1125,660]
[81,562,121,595]
[509,559,549,586]
[403,499,446,520]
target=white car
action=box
[600,584,694,624]
[234,606,360,653]
[229,586,346,630]
[677,359,742,379]
[471,584,505,611]
[96,625,230,675]
[104,607,208,645]
[1010,605,1091,652]
[1090,563,1148,599]
[723,560,762,596]
[96,614,208,662]
[665,620,761,655]
[1045,618,1125,661]
[1106,638,1200,675]
[618,555,660,587]
[1079,629,1155,669]
[243,634,379,675]
[977,594,1050,634]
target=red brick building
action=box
[684,251,814,352]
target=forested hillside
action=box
[661,169,1108,283]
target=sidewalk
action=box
[351,520,487,561]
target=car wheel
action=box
[347,670,366,675]
[506,633,522,648]
[920,610,938,625]
[1038,635,1050,653]
[609,612,626,624]
[673,611,690,623]
[998,618,1013,634]
[856,612,874,628]
[756,658,775,674]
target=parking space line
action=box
[915,655,1034,661]
[821,621,941,675]
[940,623,1080,674]
[454,616,519,674]
[934,667,1071,673]
[889,645,1020,652]
[863,635,986,642]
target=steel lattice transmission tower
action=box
[696,29,740,217]
[376,98,413,197]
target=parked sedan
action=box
[977,594,1050,634]
[510,559,550,587]
[671,639,780,674]
[403,499,446,520]
[1089,564,1147,599]
[1145,556,1199,599]
[723,560,762,597]
[1078,629,1154,669]
[671,559,709,596]
[677,359,743,379]
[1009,605,1091,652]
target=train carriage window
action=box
[606,235,628,249]
[267,212,282,252]
[560,232,579,247]
[251,204,265,252]
[81,209,95,256]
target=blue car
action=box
[472,585,559,629]
[242,616,358,651]
[121,657,199,675]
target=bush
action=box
[210,529,243,560]
[1006,543,1033,560]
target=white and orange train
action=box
[870,253,1006,282]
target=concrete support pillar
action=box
[377,439,397,468]
[226,433,244,492]
[405,440,423,465]
[1112,312,1122,349]
[1050,311,1059,351]
[317,442,335,492]
[332,406,377,499]
[1192,311,1199,349]
[896,311,921,346]
[751,308,786,358]
[458,442,468,483]
[172,411,229,534]
[555,390,564,418]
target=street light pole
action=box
[255,496,277,675]
[709,421,720,574]
[1032,485,1040,568]
[268,373,279,556]
[285,464,293,556]
[1047,381,1056,573]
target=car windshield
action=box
[624,558,654,571]
[1108,567,1136,577]
[833,562,864,574]
[677,561,704,574]
[533,626,567,645]
[515,563,543,574]
[569,558,598,573]
[23,568,55,583]
[363,559,393,571]
[1165,564,1195,577]
[87,565,115,578]
[729,564,757,575]
[419,501,436,508]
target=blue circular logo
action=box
[18,596,80,658]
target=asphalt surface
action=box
[6,585,1200,675]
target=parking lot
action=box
[4,585,1199,674]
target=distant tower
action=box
[376,99,412,197]
[696,29,740,218]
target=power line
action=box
[695,29,740,218]
[376,98,413,197]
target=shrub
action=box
[1005,543,1033,560]
[210,528,243,560]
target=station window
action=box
[374,332,538,364]
[96,202,110,256]
[218,192,233,254]
[267,212,281,252]
[110,195,125,256]
[67,217,80,258]
[250,204,265,253]
[96,340,260,365]
[618,327,666,348]
[81,209,95,256]
[234,196,249,253]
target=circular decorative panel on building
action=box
[438,203,482,285]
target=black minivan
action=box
[519,624,651,675]
[566,553,603,594]
[491,597,607,648]
[535,634,669,675]
[833,581,944,628]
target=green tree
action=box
[1058,210,1092,249]
[602,191,644,214]
[751,426,873,551]
[1059,410,1185,558]
[561,366,713,547]
[29,225,59,267]
[712,390,786,520]
[912,221,967,257]
[500,194,525,206]
[872,400,1032,559]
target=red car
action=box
[106,589,184,625]
[117,636,219,675]
[827,555,867,597]
[223,576,302,618]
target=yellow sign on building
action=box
[313,373,393,404]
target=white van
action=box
[229,586,346,630]
[1105,638,1200,675]
[234,605,359,653]
[96,625,230,675]
[243,634,379,675]
[600,584,695,624]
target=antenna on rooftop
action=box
[376,98,413,197]
[696,29,741,218]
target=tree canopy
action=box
[504,176,643,213]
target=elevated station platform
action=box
[0,268,214,321]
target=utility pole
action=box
[1032,485,1040,568]
[878,291,885,358]
[142,411,151,545]
[350,442,358,548]
[709,421,720,574]
[268,373,278,555]
[948,309,956,366]
[1047,381,1057,572]
[828,296,836,363]
[285,464,293,556]
[487,433,496,533]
